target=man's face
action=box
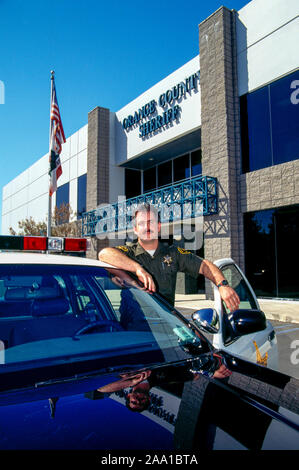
[127,382,151,411]
[134,210,160,242]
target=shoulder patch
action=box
[116,245,129,252]
[177,247,191,255]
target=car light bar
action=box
[0,235,87,253]
[64,238,87,252]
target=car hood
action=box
[0,350,298,451]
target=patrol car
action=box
[192,258,278,370]
[0,234,296,455]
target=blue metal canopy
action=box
[82,175,218,237]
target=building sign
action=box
[122,71,200,138]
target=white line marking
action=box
[274,324,293,329]
[276,328,299,335]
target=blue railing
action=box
[82,175,218,237]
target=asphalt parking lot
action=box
[174,294,299,324]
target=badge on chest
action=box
[163,255,173,266]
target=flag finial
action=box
[51,70,55,79]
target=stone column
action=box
[199,7,244,298]
[86,106,110,259]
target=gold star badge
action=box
[163,255,173,266]
[253,341,268,366]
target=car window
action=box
[0,265,209,372]
[0,274,73,317]
[220,264,258,313]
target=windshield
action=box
[0,264,210,378]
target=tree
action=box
[9,203,82,238]
[9,217,47,236]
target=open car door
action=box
[211,258,278,370]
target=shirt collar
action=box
[135,240,163,257]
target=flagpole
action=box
[47,70,55,237]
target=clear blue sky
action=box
[0,0,249,233]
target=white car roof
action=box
[0,252,114,268]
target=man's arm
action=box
[98,247,156,292]
[199,259,240,312]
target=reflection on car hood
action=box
[0,349,298,451]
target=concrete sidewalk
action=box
[174,294,299,324]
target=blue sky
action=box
[0,0,249,233]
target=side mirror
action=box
[227,309,267,339]
[192,308,220,334]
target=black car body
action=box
[0,252,298,455]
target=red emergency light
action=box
[23,236,47,251]
[0,235,87,253]
[64,238,87,252]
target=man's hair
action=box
[133,203,160,226]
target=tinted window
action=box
[241,87,272,172]
[0,265,207,369]
[56,182,69,208]
[77,174,87,219]
[158,161,172,187]
[125,169,141,198]
[173,154,190,182]
[143,167,156,193]
[244,205,299,298]
[220,264,257,312]
[270,72,299,165]
[241,70,299,173]
[191,149,202,176]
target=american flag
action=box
[49,79,66,196]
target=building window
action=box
[191,149,202,176]
[125,169,141,199]
[55,182,70,224]
[56,182,69,209]
[244,205,299,298]
[77,174,87,219]
[173,154,190,182]
[241,69,299,173]
[142,148,201,194]
[158,161,172,187]
[143,167,156,193]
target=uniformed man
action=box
[98,203,240,311]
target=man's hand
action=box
[219,285,240,312]
[136,266,156,292]
[99,247,156,292]
[213,364,232,379]
[199,260,240,312]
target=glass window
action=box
[191,149,202,176]
[275,205,299,298]
[0,265,210,370]
[244,210,276,297]
[241,69,299,173]
[173,154,190,182]
[221,264,258,312]
[270,70,299,165]
[244,205,299,298]
[55,182,70,224]
[125,169,141,199]
[241,87,272,172]
[158,161,172,188]
[77,174,87,219]
[143,167,156,193]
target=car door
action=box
[212,258,278,370]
